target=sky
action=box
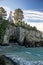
[0,0,43,32]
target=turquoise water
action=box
[0,45,43,65]
[0,45,43,61]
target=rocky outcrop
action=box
[0,55,18,65]
[17,26,43,46]
[3,23,43,47]
[3,24,17,45]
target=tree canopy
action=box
[14,8,24,23]
[0,18,9,43]
[0,7,7,19]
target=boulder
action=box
[0,55,18,65]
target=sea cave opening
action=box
[9,35,17,44]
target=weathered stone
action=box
[0,55,18,65]
[2,23,43,47]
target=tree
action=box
[21,21,25,27]
[14,8,24,23]
[33,26,37,31]
[0,7,7,19]
[0,18,9,44]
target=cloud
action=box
[27,22,43,32]
[23,10,43,32]
[23,10,43,20]
[0,5,43,32]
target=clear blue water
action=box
[0,45,43,61]
[0,45,43,65]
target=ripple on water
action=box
[6,55,43,65]
[0,49,2,51]
[25,52,32,54]
[36,54,41,57]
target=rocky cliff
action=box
[17,26,43,47]
[3,22,43,47]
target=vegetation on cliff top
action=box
[0,7,42,44]
[0,17,9,43]
[14,8,37,31]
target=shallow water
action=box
[0,45,43,65]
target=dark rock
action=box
[0,44,9,46]
[0,55,18,65]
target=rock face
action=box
[3,24,17,45]
[17,26,26,45]
[17,26,43,47]
[0,55,18,65]
[3,23,43,47]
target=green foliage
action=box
[0,18,9,43]
[0,7,7,18]
[0,7,6,13]
[14,8,24,22]
[14,8,37,31]
[32,26,37,31]
[14,20,37,31]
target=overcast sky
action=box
[0,0,43,32]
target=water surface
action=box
[0,45,43,61]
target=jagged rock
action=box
[0,55,18,65]
[3,24,43,47]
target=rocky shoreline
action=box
[3,25,43,47]
[0,55,43,65]
[22,40,43,47]
[0,55,18,65]
[0,40,43,47]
